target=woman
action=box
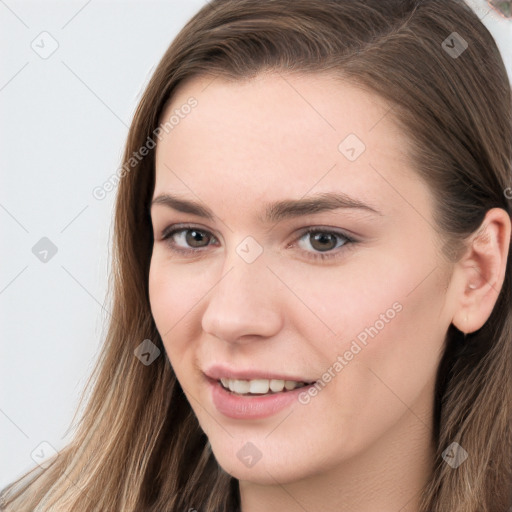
[1,0,511,510]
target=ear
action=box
[451,208,511,334]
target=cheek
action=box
[300,267,446,456]
[148,260,177,334]
[149,257,206,331]
[291,244,446,358]
[278,253,412,350]
[291,256,446,420]
[148,257,215,370]
[148,260,186,357]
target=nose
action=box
[201,250,283,344]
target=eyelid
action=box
[159,222,219,241]
[158,223,359,261]
[292,225,357,244]
[159,223,357,242]
[287,226,357,262]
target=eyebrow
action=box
[150,191,382,223]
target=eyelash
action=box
[159,223,358,262]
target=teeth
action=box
[284,380,299,390]
[219,378,311,395]
[270,379,286,392]
[249,379,269,394]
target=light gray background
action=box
[1,0,510,489]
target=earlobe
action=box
[451,208,511,335]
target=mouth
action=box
[206,375,319,419]
[217,377,317,396]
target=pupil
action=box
[186,230,208,247]
[312,233,335,251]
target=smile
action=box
[219,377,314,395]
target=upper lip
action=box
[204,364,317,383]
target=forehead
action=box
[153,72,417,220]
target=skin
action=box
[148,72,511,512]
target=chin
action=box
[211,442,313,485]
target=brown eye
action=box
[308,232,339,252]
[161,226,217,254]
[296,229,350,253]
[293,228,356,262]
[184,229,211,248]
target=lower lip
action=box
[207,377,317,420]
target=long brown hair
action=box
[2,0,511,510]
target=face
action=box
[148,72,454,485]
